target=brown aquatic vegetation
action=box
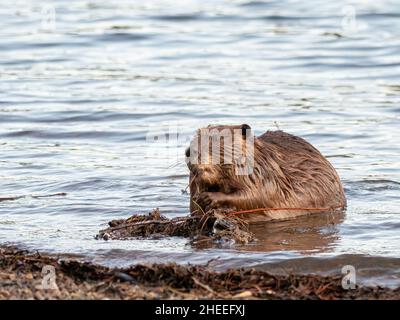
[0,246,399,300]
[96,208,254,244]
[187,125,346,222]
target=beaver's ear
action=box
[241,124,251,137]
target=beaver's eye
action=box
[185,147,190,158]
[241,124,251,137]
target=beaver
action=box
[185,124,346,222]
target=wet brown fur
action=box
[187,125,346,222]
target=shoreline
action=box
[0,246,399,300]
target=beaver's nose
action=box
[185,147,190,158]
[190,166,203,175]
[190,166,198,174]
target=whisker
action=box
[166,160,183,169]
[181,172,198,194]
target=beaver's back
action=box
[256,130,346,209]
[259,130,321,156]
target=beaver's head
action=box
[185,124,254,194]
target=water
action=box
[0,0,399,287]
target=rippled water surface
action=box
[0,0,399,286]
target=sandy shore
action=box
[0,246,399,300]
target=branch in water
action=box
[0,196,24,202]
[0,193,67,202]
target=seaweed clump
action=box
[2,246,399,299]
[96,209,254,245]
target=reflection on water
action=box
[245,212,345,253]
[0,0,400,286]
[189,212,345,253]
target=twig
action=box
[192,277,224,298]
[0,193,67,202]
[106,216,198,232]
[31,192,67,199]
[0,196,25,202]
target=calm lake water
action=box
[0,0,399,287]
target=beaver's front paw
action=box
[196,192,228,212]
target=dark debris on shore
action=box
[1,246,399,300]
